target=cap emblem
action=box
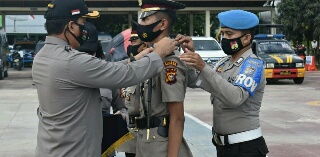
[47,3,55,9]
[71,9,81,15]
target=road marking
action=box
[307,101,320,106]
[184,112,212,130]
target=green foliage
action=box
[276,0,320,43]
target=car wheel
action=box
[293,77,304,84]
[0,69,3,80]
[4,70,8,77]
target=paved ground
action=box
[0,68,320,157]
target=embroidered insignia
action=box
[165,68,177,85]
[142,33,148,38]
[244,66,255,75]
[164,61,178,67]
[230,41,239,50]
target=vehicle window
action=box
[193,40,221,51]
[14,43,36,50]
[257,41,294,54]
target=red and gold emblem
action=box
[230,41,239,50]
[165,68,177,85]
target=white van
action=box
[181,36,226,66]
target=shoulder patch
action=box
[165,68,177,85]
[164,60,178,67]
[234,57,264,96]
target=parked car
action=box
[180,36,226,67]
[252,34,305,84]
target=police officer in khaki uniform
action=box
[179,10,269,157]
[132,0,193,157]
[117,22,148,157]
[32,0,179,156]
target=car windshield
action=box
[194,40,221,51]
[257,41,294,54]
[14,43,36,50]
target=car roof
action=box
[191,36,216,40]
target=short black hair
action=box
[45,17,79,35]
[241,27,256,43]
[155,11,176,32]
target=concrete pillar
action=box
[205,10,210,37]
[189,13,194,36]
[271,9,276,34]
[128,13,132,27]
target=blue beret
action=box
[218,10,259,30]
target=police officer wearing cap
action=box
[179,10,269,157]
[32,0,179,156]
[132,0,193,157]
[76,22,127,157]
[116,22,148,157]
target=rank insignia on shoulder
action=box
[165,68,177,85]
[217,67,223,73]
[126,95,130,101]
[164,61,178,67]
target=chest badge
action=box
[165,68,177,85]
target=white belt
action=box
[214,127,262,145]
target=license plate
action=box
[280,71,290,75]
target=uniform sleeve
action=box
[111,89,126,113]
[68,52,163,89]
[197,64,250,107]
[161,57,186,102]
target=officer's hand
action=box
[153,37,178,58]
[114,111,126,120]
[179,48,206,71]
[175,34,195,52]
[134,47,155,61]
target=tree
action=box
[276,0,320,57]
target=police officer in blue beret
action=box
[179,10,269,157]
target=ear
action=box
[142,42,148,49]
[243,34,251,44]
[67,21,75,32]
[160,19,168,31]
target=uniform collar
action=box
[45,36,69,46]
[233,48,253,67]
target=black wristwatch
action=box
[130,56,136,62]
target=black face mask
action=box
[127,43,144,57]
[221,34,248,55]
[136,20,163,42]
[69,22,88,46]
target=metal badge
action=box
[138,0,142,6]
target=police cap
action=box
[130,21,139,41]
[76,23,98,53]
[44,0,99,20]
[218,10,259,30]
[138,0,186,19]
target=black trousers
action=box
[213,136,269,157]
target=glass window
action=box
[193,40,221,51]
[257,41,294,54]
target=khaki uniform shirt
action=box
[32,36,164,157]
[136,51,193,157]
[116,84,143,154]
[195,49,266,135]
